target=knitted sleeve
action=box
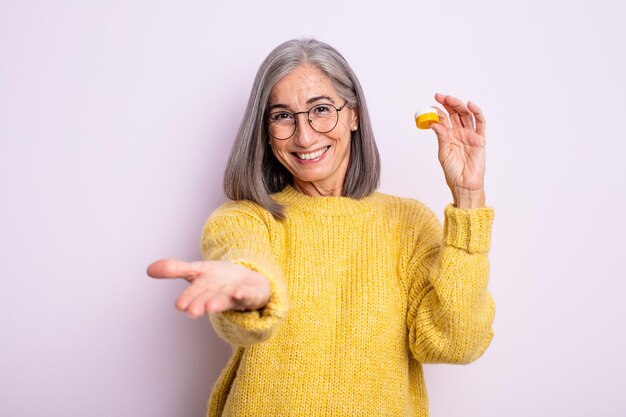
[200,201,289,347]
[405,204,495,364]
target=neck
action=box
[293,180,342,197]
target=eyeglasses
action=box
[267,101,348,140]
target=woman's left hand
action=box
[431,93,487,209]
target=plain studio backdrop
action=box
[1,1,625,416]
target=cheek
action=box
[337,119,354,138]
[330,127,351,145]
[269,142,290,163]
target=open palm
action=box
[147,259,271,318]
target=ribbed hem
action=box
[443,204,494,253]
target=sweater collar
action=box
[273,186,376,217]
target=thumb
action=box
[429,106,449,144]
[146,258,202,280]
[430,122,447,143]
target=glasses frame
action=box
[267,101,348,140]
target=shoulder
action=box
[211,199,274,222]
[369,192,440,228]
[205,199,280,236]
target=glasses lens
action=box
[268,112,296,140]
[309,104,338,133]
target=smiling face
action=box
[268,64,358,197]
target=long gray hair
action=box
[223,38,380,219]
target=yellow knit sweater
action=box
[201,186,495,417]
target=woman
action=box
[148,38,495,416]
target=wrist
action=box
[452,187,486,209]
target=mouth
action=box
[293,146,330,161]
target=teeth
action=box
[296,146,329,160]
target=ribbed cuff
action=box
[443,204,494,253]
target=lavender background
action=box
[2,1,625,416]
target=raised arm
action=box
[406,94,494,363]
[405,204,495,364]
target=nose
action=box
[292,113,317,147]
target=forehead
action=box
[269,64,339,104]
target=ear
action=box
[349,106,359,131]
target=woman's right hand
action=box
[147,259,271,318]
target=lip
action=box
[291,145,330,164]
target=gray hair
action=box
[223,38,380,219]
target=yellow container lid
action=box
[414,107,439,129]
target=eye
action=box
[311,104,332,115]
[269,111,294,123]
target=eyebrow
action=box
[268,95,336,111]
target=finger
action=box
[183,287,224,318]
[435,93,461,127]
[446,96,475,129]
[430,122,447,143]
[232,286,265,311]
[185,301,206,319]
[430,105,451,130]
[205,289,237,314]
[430,106,450,143]
[146,259,203,281]
[468,101,486,137]
[187,284,263,315]
[439,94,474,129]
[175,281,214,312]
